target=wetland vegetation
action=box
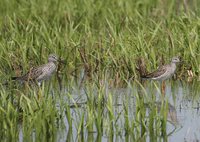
[0,0,200,141]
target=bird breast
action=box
[170,63,176,74]
[37,62,57,81]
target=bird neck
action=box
[170,62,176,69]
[48,61,57,64]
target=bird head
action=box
[48,54,58,62]
[171,57,180,63]
[48,54,65,64]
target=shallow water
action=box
[167,81,200,142]
[16,80,200,142]
[49,80,200,142]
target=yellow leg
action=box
[38,88,42,99]
[36,82,43,100]
[161,81,166,96]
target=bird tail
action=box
[2,77,19,86]
[140,75,151,80]
[11,77,19,80]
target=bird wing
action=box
[143,65,168,78]
[18,66,44,81]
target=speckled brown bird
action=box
[12,54,62,86]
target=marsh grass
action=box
[0,0,199,141]
[0,78,179,141]
[0,0,200,82]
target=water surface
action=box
[56,80,200,142]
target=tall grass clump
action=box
[0,0,199,82]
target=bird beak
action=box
[58,59,66,64]
[179,60,184,64]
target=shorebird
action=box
[141,57,180,94]
[12,54,63,86]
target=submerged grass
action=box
[0,80,174,141]
[0,0,199,141]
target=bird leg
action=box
[161,81,166,96]
[37,87,42,100]
[36,82,42,99]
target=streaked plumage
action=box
[12,54,59,85]
[141,57,180,81]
